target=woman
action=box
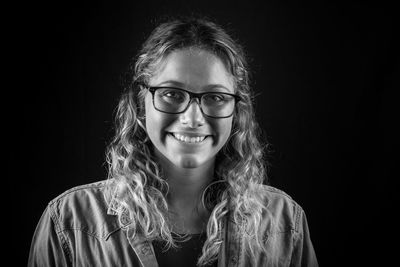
[29,17,318,266]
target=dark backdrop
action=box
[13,1,398,266]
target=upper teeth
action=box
[172,133,206,143]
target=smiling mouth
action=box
[169,133,209,144]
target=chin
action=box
[176,156,202,169]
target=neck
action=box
[156,153,215,233]
[162,159,214,210]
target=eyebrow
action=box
[156,80,232,93]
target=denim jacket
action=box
[28,181,318,267]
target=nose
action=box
[179,99,205,128]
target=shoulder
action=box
[48,180,108,215]
[49,180,107,202]
[258,184,304,233]
[46,180,120,239]
[259,184,299,208]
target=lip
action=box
[168,132,211,144]
[169,131,211,137]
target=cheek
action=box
[212,118,233,147]
[145,97,174,144]
[145,97,163,142]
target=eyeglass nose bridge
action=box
[180,93,205,115]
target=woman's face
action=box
[145,48,235,169]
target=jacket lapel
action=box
[125,227,159,267]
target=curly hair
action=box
[105,16,269,266]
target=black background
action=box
[12,1,398,266]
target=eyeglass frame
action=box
[144,86,241,119]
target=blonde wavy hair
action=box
[105,16,269,266]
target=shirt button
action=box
[230,256,238,264]
[121,216,130,226]
[263,232,269,242]
[141,246,150,255]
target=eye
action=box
[212,94,224,101]
[203,93,227,103]
[158,88,186,102]
[164,91,179,98]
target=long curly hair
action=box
[105,16,269,266]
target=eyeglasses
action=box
[146,86,241,118]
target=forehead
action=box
[149,48,235,93]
